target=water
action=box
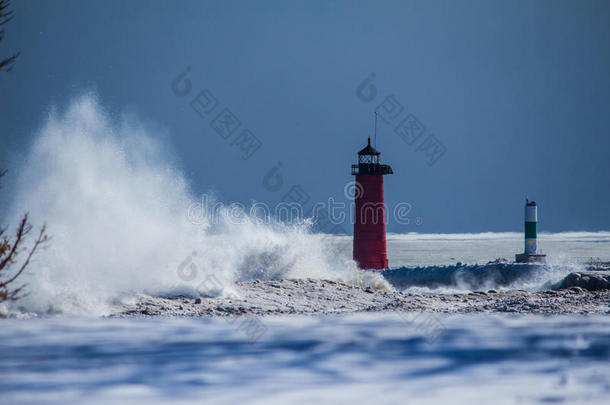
[387,232,610,266]
[1,315,609,404]
[344,232,610,292]
[2,233,608,404]
[3,94,609,316]
[2,94,609,403]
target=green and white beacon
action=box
[515,198,547,263]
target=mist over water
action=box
[4,95,369,316]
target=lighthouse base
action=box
[515,253,547,264]
[355,259,389,271]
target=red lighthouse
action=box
[351,137,393,270]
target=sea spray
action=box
[5,94,601,316]
[5,94,384,316]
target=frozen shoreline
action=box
[113,270,610,317]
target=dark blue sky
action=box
[1,0,609,233]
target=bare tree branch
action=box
[0,0,19,73]
[0,51,19,72]
[0,169,49,302]
[0,224,46,288]
[0,214,30,272]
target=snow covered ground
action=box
[2,314,609,404]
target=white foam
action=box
[4,94,375,316]
[4,94,607,316]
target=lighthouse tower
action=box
[351,137,393,270]
[515,198,546,263]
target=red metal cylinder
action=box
[353,174,388,269]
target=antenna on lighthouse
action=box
[374,111,378,148]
